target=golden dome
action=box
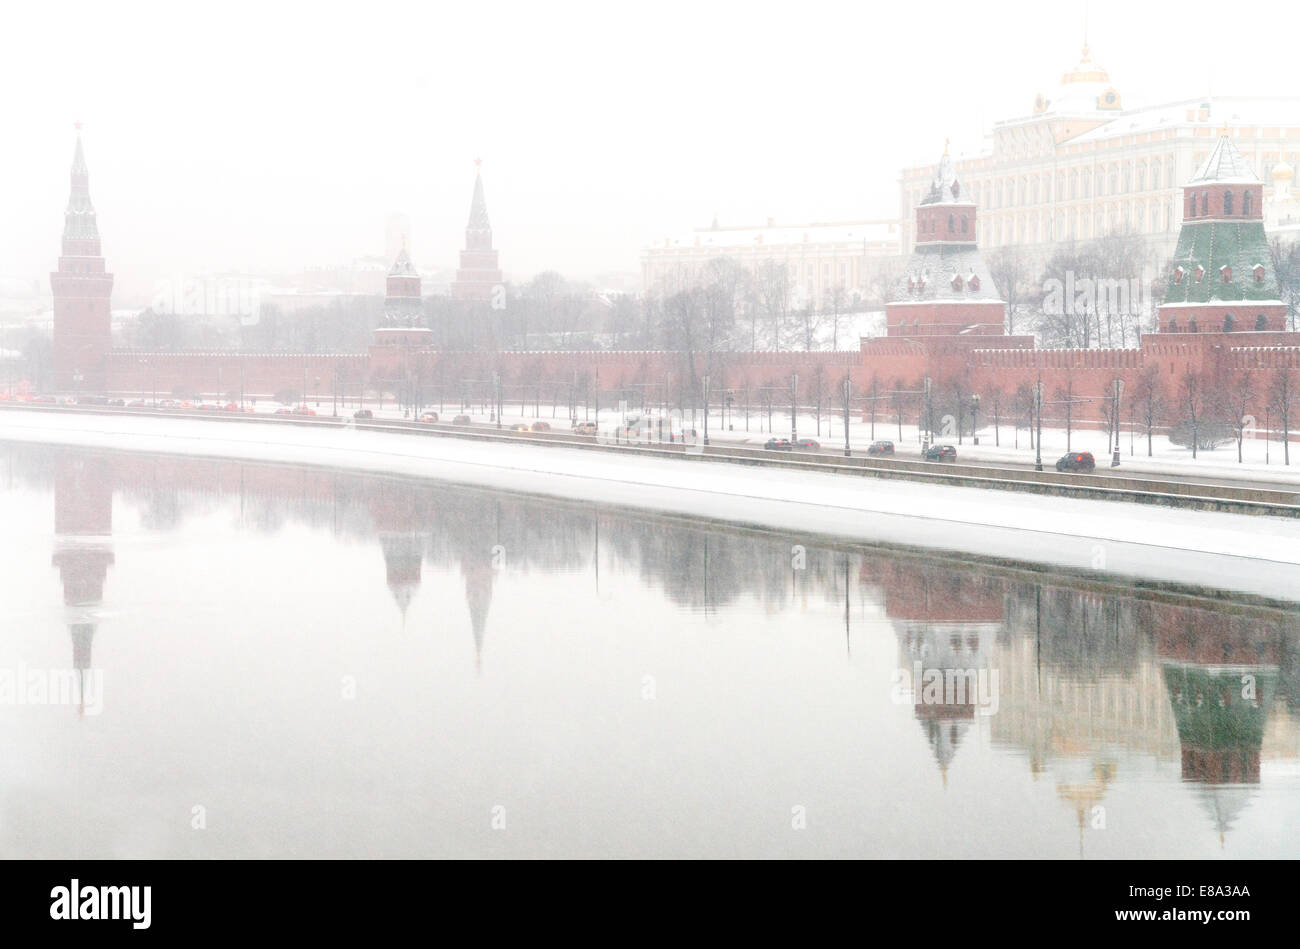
[1061,43,1111,84]
[1272,161,1294,181]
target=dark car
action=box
[453,414,472,425]
[923,444,957,461]
[793,438,820,451]
[867,440,895,456]
[764,437,794,451]
[1055,451,1096,472]
[530,421,551,432]
[419,411,439,422]
[353,409,374,419]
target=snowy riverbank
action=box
[0,408,1296,603]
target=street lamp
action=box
[971,393,980,446]
[790,372,798,443]
[702,374,710,447]
[842,376,852,457]
[1034,371,1044,472]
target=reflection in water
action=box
[2,441,1299,858]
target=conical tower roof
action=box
[1189,134,1259,186]
[467,168,491,231]
[64,129,99,241]
[388,245,417,277]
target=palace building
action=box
[898,44,1300,257]
[641,217,900,309]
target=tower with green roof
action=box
[1158,131,1287,335]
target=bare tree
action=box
[1178,369,1207,460]
[753,262,792,351]
[1269,367,1295,465]
[1271,237,1300,332]
[1133,364,1164,457]
[986,246,1031,335]
[1224,372,1258,463]
[983,385,1005,446]
[1052,377,1078,451]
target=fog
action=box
[1,0,1294,298]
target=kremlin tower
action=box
[51,126,114,392]
[450,161,504,302]
[1159,131,1287,334]
[887,143,1005,337]
[373,241,432,347]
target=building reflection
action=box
[17,440,1300,829]
[874,559,1003,785]
[49,453,114,715]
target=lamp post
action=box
[971,393,980,446]
[791,372,798,443]
[1034,372,1044,472]
[1110,378,1123,467]
[842,376,852,457]
[1266,405,1272,464]
[702,373,710,447]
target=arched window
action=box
[1168,316,1178,332]
[1189,193,1197,217]
[1223,313,1236,332]
[1202,191,1210,215]
[1189,317,1199,333]
[948,213,954,233]
[1224,191,1234,215]
[960,215,968,234]
[1244,191,1253,216]
[1257,313,1268,331]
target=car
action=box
[419,411,439,422]
[273,407,294,415]
[108,398,125,407]
[294,405,318,416]
[923,444,957,461]
[353,409,373,419]
[793,438,820,451]
[530,421,551,432]
[764,437,793,451]
[33,395,57,404]
[127,399,149,408]
[571,421,597,436]
[867,440,895,456]
[452,414,472,425]
[511,423,531,432]
[1055,451,1096,472]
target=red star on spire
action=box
[74,120,82,133]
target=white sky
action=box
[2,0,1296,300]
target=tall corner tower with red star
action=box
[51,124,114,392]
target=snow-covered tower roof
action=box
[1189,133,1261,185]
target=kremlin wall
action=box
[48,131,1300,429]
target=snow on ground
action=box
[353,398,1299,485]
[0,408,1297,603]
